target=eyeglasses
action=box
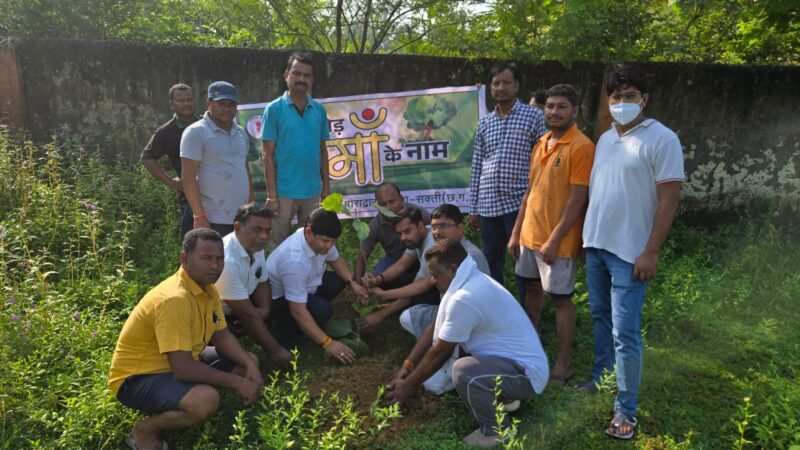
[431,222,456,231]
[255,266,263,279]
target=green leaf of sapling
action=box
[323,318,353,338]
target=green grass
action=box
[1,127,799,449]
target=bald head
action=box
[375,183,404,214]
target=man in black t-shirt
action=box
[140,83,201,241]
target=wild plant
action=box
[492,376,527,450]
[734,396,755,450]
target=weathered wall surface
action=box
[637,63,800,221]
[1,38,798,220]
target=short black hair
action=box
[183,228,222,253]
[431,204,463,224]
[376,182,401,197]
[546,84,580,107]
[234,202,274,224]
[169,83,193,100]
[424,238,468,270]
[390,207,424,227]
[287,51,314,73]
[489,61,522,84]
[307,208,341,238]
[606,66,649,96]
[531,90,547,105]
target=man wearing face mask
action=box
[577,66,684,440]
[261,52,331,251]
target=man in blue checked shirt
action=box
[469,62,546,293]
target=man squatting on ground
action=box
[261,52,330,251]
[353,182,431,293]
[469,62,546,293]
[509,84,595,385]
[181,81,254,237]
[109,229,263,450]
[214,203,293,369]
[386,239,548,448]
[140,83,201,242]
[578,66,684,440]
[359,206,488,340]
[265,208,370,364]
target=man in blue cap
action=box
[181,81,255,237]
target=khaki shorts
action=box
[515,246,576,296]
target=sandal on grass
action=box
[605,411,637,440]
[548,371,574,386]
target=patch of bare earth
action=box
[301,290,444,446]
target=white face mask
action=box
[609,101,642,125]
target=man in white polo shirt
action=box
[579,66,684,440]
[215,203,292,370]
[386,239,548,448]
[181,81,254,237]
[265,208,369,364]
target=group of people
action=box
[113,54,683,449]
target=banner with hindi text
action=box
[237,85,486,217]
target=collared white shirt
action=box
[434,256,549,393]
[266,228,340,303]
[215,232,269,313]
[583,118,685,263]
[180,111,250,224]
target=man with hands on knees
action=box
[215,203,293,370]
[386,239,548,448]
[265,208,369,364]
[109,229,264,450]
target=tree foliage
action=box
[0,0,797,64]
[403,95,457,132]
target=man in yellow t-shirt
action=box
[109,229,264,450]
[509,84,595,385]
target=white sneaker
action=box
[462,428,501,448]
[501,399,520,412]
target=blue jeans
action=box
[585,248,648,416]
[479,212,524,300]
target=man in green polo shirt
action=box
[261,52,331,251]
[141,83,202,241]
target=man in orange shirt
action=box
[508,84,595,384]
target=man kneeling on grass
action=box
[108,229,264,450]
[386,239,548,448]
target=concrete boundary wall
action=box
[1,38,799,221]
